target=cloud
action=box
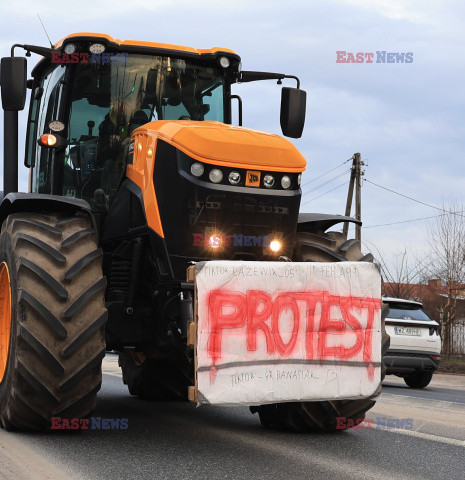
[338,0,459,25]
[0,0,463,265]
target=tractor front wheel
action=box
[0,212,106,431]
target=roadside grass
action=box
[437,355,465,375]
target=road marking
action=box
[382,392,465,405]
[102,370,464,446]
[163,413,424,480]
[387,426,465,447]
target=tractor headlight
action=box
[297,174,302,186]
[64,43,77,55]
[191,162,204,177]
[263,174,275,188]
[219,56,230,68]
[208,235,222,248]
[228,171,241,185]
[89,43,106,54]
[209,169,223,184]
[281,175,291,189]
[269,240,282,252]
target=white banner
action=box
[194,261,382,406]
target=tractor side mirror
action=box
[1,57,27,111]
[280,87,306,138]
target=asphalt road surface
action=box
[1,355,464,480]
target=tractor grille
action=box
[153,141,301,279]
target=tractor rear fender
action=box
[297,212,361,235]
[0,193,96,229]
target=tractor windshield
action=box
[31,54,226,210]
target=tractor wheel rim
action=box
[0,262,11,383]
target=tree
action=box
[425,201,465,356]
[368,244,426,300]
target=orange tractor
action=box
[0,33,388,431]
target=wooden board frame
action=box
[186,265,198,403]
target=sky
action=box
[0,0,464,271]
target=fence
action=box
[451,320,465,355]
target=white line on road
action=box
[165,413,425,480]
[382,392,465,406]
[102,371,465,446]
[384,426,465,447]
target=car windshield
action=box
[387,303,433,321]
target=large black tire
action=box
[0,212,107,431]
[404,372,432,388]
[251,230,390,432]
[119,351,191,401]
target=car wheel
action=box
[404,372,433,388]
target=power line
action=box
[301,181,349,206]
[302,169,351,196]
[365,209,465,228]
[364,213,444,228]
[364,178,465,218]
[301,158,352,188]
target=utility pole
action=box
[343,153,365,241]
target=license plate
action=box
[245,170,261,187]
[394,326,421,336]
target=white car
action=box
[383,297,441,388]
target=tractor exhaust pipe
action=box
[3,110,19,195]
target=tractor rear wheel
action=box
[119,351,191,401]
[0,212,106,431]
[251,230,390,432]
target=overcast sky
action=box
[1,0,464,269]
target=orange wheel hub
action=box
[0,262,11,383]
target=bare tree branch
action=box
[366,242,426,300]
[424,200,465,355]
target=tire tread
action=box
[0,212,106,431]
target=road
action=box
[0,354,464,480]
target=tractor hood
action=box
[136,120,306,173]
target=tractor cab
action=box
[25,34,241,212]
